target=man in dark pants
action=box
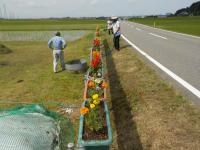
[107,19,113,35]
[112,17,121,51]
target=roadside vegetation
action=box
[130,16,200,36]
[103,34,200,149]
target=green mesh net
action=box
[0,104,75,150]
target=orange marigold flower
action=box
[102,82,108,89]
[80,107,89,115]
[93,51,100,59]
[88,81,95,88]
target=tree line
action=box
[175,1,200,16]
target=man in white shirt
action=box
[111,17,121,51]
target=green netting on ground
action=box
[0,104,75,150]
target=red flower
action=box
[93,38,100,47]
[91,59,99,69]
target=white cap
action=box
[111,16,118,20]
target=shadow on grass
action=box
[0,44,12,54]
[103,39,143,150]
[120,44,131,50]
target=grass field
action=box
[0,19,106,31]
[130,16,200,36]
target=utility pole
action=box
[153,15,156,28]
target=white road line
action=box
[149,33,167,40]
[136,28,142,31]
[121,34,200,99]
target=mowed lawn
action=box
[0,34,94,108]
[0,19,106,107]
[130,16,200,36]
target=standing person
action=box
[107,19,113,35]
[112,17,121,51]
[48,31,67,73]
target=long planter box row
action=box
[78,32,112,150]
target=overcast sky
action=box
[0,0,199,18]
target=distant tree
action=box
[175,1,200,16]
[175,8,189,16]
[190,1,200,16]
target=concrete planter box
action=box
[78,101,112,150]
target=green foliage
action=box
[85,103,104,132]
[89,64,103,77]
[87,87,104,98]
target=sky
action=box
[0,0,199,18]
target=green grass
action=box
[0,34,94,106]
[130,16,200,36]
[0,19,106,31]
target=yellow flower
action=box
[93,99,100,105]
[90,103,95,109]
[92,94,99,100]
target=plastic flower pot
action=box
[78,101,112,150]
[83,79,107,101]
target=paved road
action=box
[121,21,200,102]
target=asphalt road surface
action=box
[121,21,200,103]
